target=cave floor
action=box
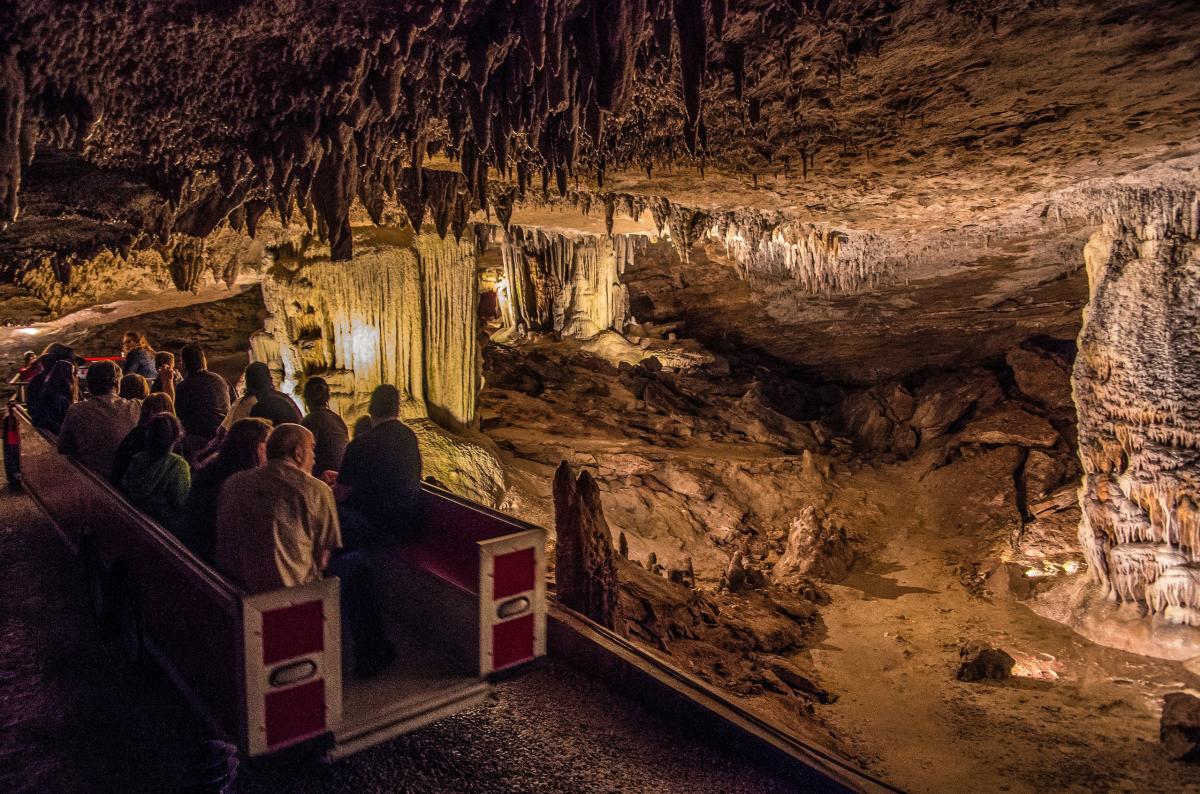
[809,458,1199,793]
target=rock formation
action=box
[772,507,854,586]
[497,225,636,340]
[1074,188,1200,626]
[553,462,620,629]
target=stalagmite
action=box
[1074,187,1200,626]
[553,462,620,630]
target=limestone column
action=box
[1074,187,1200,626]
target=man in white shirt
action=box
[57,361,142,479]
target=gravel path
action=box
[0,488,803,793]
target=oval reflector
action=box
[269,659,318,688]
[497,596,530,620]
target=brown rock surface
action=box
[959,406,1059,448]
[1007,347,1073,410]
[554,463,620,630]
[1161,692,1200,761]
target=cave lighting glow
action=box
[15,327,40,336]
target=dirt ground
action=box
[806,459,1200,793]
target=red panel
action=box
[493,547,536,600]
[265,679,325,749]
[492,613,535,671]
[262,600,324,665]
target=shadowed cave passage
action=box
[1,1,1200,791]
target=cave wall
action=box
[497,225,637,339]
[1074,188,1200,627]
[259,229,479,428]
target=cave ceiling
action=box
[0,0,1198,375]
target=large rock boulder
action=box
[956,643,1015,682]
[911,370,1003,440]
[958,406,1059,448]
[772,506,854,584]
[554,462,620,629]
[1161,692,1200,761]
[1006,346,1073,410]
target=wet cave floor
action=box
[6,288,1200,793]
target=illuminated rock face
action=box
[497,225,636,340]
[1074,188,1200,626]
[260,231,479,429]
[258,229,506,505]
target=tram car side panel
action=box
[17,411,247,743]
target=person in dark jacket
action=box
[335,385,423,548]
[26,343,80,408]
[30,359,77,434]
[121,331,158,380]
[246,364,302,429]
[122,413,190,533]
[300,376,348,476]
[111,392,176,489]
[174,344,231,460]
[182,417,271,563]
[150,351,182,393]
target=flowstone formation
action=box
[1074,188,1200,628]
[497,225,638,340]
[259,227,505,504]
[553,462,620,629]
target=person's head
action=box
[122,331,147,354]
[368,384,400,422]
[180,344,206,376]
[143,413,182,457]
[85,360,121,397]
[22,351,36,366]
[213,418,272,473]
[243,361,273,397]
[154,351,174,371]
[352,415,373,438]
[46,359,78,399]
[302,377,331,412]
[119,373,150,400]
[266,423,315,472]
[140,392,175,424]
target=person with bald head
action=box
[215,423,393,677]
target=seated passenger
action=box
[222,362,271,430]
[335,384,423,548]
[175,344,231,460]
[215,423,393,677]
[26,343,81,408]
[111,392,176,489]
[351,414,373,439]
[182,417,271,564]
[17,351,39,381]
[119,373,150,401]
[150,351,182,394]
[30,359,77,434]
[247,369,303,427]
[121,413,190,533]
[121,331,158,380]
[300,376,348,476]
[57,361,142,478]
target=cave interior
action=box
[2,0,1200,788]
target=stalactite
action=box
[0,47,25,230]
[1074,187,1200,626]
[498,224,637,339]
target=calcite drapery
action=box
[258,228,508,504]
[498,225,636,339]
[1074,188,1200,626]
